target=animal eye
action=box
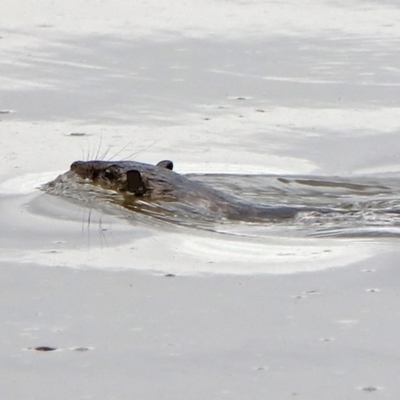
[104,166,119,180]
[104,169,113,179]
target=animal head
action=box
[70,159,174,195]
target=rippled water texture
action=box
[42,169,400,238]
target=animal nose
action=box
[70,161,84,171]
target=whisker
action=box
[87,208,92,250]
[95,135,103,160]
[82,137,161,163]
[80,207,91,249]
[98,217,109,249]
[99,145,112,161]
[120,141,159,161]
[86,140,92,161]
[108,141,132,161]
[87,208,92,228]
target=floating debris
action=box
[73,347,90,352]
[33,346,57,352]
[68,132,88,137]
[366,288,380,293]
[361,386,379,392]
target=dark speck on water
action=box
[33,346,57,352]
[74,347,90,352]
[68,132,88,137]
[361,386,378,392]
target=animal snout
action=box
[70,161,85,171]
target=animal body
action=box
[66,159,336,222]
[68,159,310,221]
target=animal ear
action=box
[156,160,173,170]
[126,170,147,196]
